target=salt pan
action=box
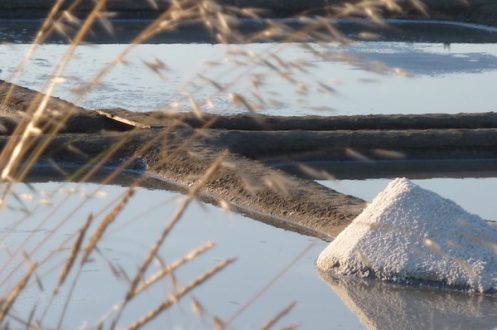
[317,178,497,292]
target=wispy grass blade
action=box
[125,258,236,330]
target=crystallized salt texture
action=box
[316,178,497,292]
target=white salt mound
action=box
[317,178,497,293]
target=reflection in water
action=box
[2,42,497,116]
[0,182,363,329]
[337,43,497,75]
[319,271,497,330]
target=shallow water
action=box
[2,180,497,329]
[2,29,497,329]
[1,42,497,116]
[321,177,497,221]
[0,182,361,329]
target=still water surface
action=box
[0,182,358,329]
[1,38,497,328]
[1,42,497,115]
[2,179,497,329]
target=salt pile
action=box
[317,178,497,292]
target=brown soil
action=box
[1,1,497,26]
[2,80,497,240]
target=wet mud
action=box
[1,18,497,44]
[1,80,497,240]
[2,1,497,44]
[1,0,497,25]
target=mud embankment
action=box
[2,1,497,44]
[1,80,497,240]
[0,81,367,240]
[1,0,497,25]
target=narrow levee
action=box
[2,80,496,239]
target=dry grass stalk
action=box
[260,302,297,330]
[0,312,36,329]
[0,0,423,326]
[0,0,109,184]
[0,134,150,286]
[25,305,38,330]
[133,241,215,297]
[17,86,138,188]
[0,136,163,289]
[71,0,198,101]
[0,134,170,289]
[81,188,134,264]
[0,263,38,322]
[277,323,300,330]
[126,151,227,299]
[109,151,228,329]
[96,240,214,328]
[226,240,317,325]
[56,266,83,329]
[68,131,135,184]
[0,188,97,286]
[191,297,206,320]
[126,258,235,330]
[1,0,66,109]
[213,316,225,330]
[57,214,94,289]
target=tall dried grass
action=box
[0,0,425,328]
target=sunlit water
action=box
[321,178,497,221]
[2,179,497,329]
[1,38,497,329]
[1,42,497,115]
[0,183,361,329]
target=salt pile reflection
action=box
[319,272,497,330]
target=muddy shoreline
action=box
[2,1,497,43]
[1,0,497,26]
[1,80,497,240]
[2,18,497,44]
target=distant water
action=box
[0,182,361,329]
[321,177,497,221]
[2,178,497,329]
[1,42,497,116]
